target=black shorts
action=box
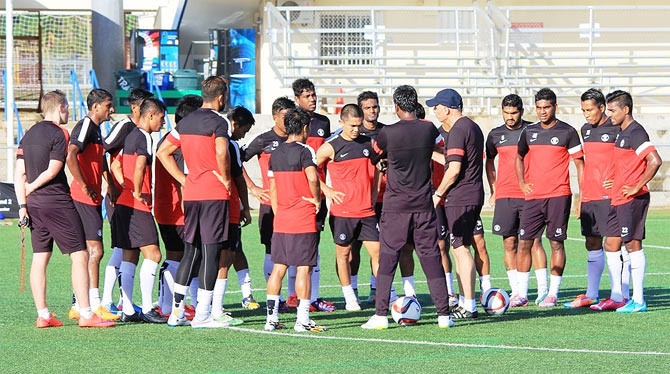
[258,204,274,246]
[519,196,571,241]
[158,224,185,252]
[492,198,524,237]
[615,193,650,243]
[223,223,241,251]
[271,232,318,266]
[28,202,86,254]
[316,199,328,232]
[111,204,159,249]
[445,205,483,248]
[329,215,379,245]
[580,199,613,238]
[73,200,103,242]
[435,205,448,240]
[183,200,229,245]
[379,210,438,257]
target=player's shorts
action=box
[374,202,383,221]
[111,204,159,249]
[158,224,185,252]
[28,201,86,254]
[379,210,438,256]
[615,193,650,243]
[271,232,318,266]
[580,199,614,237]
[183,200,229,245]
[329,215,379,246]
[258,204,274,246]
[223,223,241,251]
[445,205,483,248]
[519,195,571,241]
[73,200,103,242]
[492,197,524,237]
[435,204,448,240]
[316,199,328,232]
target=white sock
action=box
[37,308,51,319]
[464,298,476,312]
[89,288,101,310]
[370,274,376,289]
[351,275,358,290]
[586,249,605,300]
[194,289,214,322]
[211,278,228,318]
[139,260,158,314]
[189,277,199,307]
[264,254,273,281]
[517,271,530,299]
[342,284,357,304]
[297,299,311,325]
[72,292,79,310]
[287,266,297,296]
[402,276,416,297]
[506,269,518,296]
[479,275,492,292]
[79,306,93,319]
[535,268,548,294]
[621,247,632,300]
[390,285,398,301]
[266,294,280,323]
[458,294,465,308]
[605,251,624,302]
[310,254,321,302]
[445,272,454,295]
[101,247,123,305]
[119,261,137,315]
[237,269,252,299]
[172,283,189,318]
[548,274,562,298]
[160,260,179,314]
[629,249,646,304]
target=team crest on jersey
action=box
[494,225,501,232]
[601,134,610,142]
[550,137,559,145]
[339,233,347,241]
[622,227,629,235]
[363,149,370,157]
[318,128,325,137]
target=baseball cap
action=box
[426,89,463,109]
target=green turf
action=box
[1,210,670,373]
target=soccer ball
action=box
[391,296,421,325]
[480,288,510,315]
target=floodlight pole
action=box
[5,0,14,182]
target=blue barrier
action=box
[2,69,24,143]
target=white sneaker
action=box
[167,314,190,327]
[438,315,454,328]
[345,300,362,311]
[361,314,388,330]
[264,320,287,331]
[294,319,327,332]
[191,317,228,329]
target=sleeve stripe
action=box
[568,144,583,155]
[169,129,180,140]
[104,118,130,144]
[298,142,318,164]
[140,129,153,156]
[78,117,90,143]
[635,141,653,156]
[446,148,465,156]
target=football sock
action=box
[370,274,376,289]
[458,295,465,308]
[390,285,398,301]
[89,288,101,310]
[548,275,562,298]
[310,254,321,302]
[535,268,548,295]
[189,277,199,308]
[211,278,228,319]
[517,271,530,299]
[172,283,188,319]
[72,292,79,310]
[402,276,416,296]
[140,260,158,314]
[161,260,179,314]
[351,275,358,290]
[586,249,605,300]
[236,269,252,299]
[445,272,454,295]
[37,308,50,319]
[479,275,492,292]
[605,250,624,302]
[621,247,632,300]
[119,261,137,315]
[297,299,311,325]
[629,249,646,304]
[287,266,297,296]
[79,307,93,320]
[264,254,273,281]
[101,247,123,305]
[266,294,280,323]
[342,285,357,304]
[464,298,476,312]
[194,289,214,322]
[506,269,518,295]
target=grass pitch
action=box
[1,210,670,373]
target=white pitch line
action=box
[565,236,670,250]
[227,326,670,357]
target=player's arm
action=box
[235,171,252,226]
[241,136,270,201]
[156,139,186,186]
[432,151,445,165]
[269,176,278,214]
[66,144,97,202]
[303,165,322,213]
[242,167,269,203]
[433,160,461,208]
[315,142,344,204]
[371,167,380,205]
[102,158,119,203]
[623,150,662,197]
[110,156,124,187]
[515,129,532,195]
[214,136,232,192]
[25,160,64,196]
[484,133,498,206]
[132,155,149,205]
[573,156,585,217]
[14,158,29,224]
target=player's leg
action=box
[233,244,259,309]
[616,194,650,313]
[531,238,548,303]
[517,199,546,306]
[310,200,334,310]
[168,241,200,326]
[31,250,58,327]
[137,243,165,322]
[538,196,571,307]
[349,239,363,299]
[101,199,123,312]
[472,233,491,293]
[212,223,243,325]
[293,231,327,332]
[399,244,416,297]
[446,206,479,318]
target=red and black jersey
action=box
[103,117,136,191]
[116,127,153,212]
[17,121,71,207]
[154,133,185,225]
[517,120,584,200]
[69,117,104,206]
[485,121,531,199]
[581,118,619,203]
[612,121,656,206]
[241,128,287,205]
[268,142,318,234]
[361,122,386,203]
[325,134,376,218]
[229,140,243,225]
[376,119,439,213]
[166,108,231,202]
[432,135,446,206]
[306,113,331,195]
[444,117,485,207]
